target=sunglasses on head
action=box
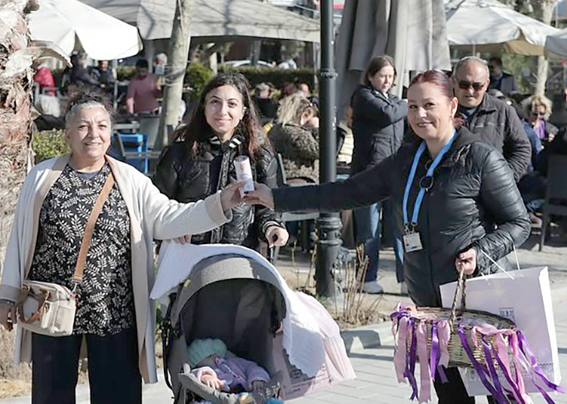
[457,80,485,91]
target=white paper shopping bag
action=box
[440,267,561,396]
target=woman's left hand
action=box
[456,248,477,275]
[265,226,289,247]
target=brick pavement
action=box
[3,235,567,403]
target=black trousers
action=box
[434,367,475,403]
[31,328,142,404]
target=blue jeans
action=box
[354,202,405,283]
[354,203,381,282]
[382,200,405,283]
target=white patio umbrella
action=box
[545,28,567,57]
[28,0,143,60]
[80,0,320,42]
[445,0,560,56]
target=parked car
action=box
[223,60,273,68]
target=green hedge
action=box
[218,65,317,91]
[32,130,70,163]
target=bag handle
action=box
[71,173,115,285]
[449,269,466,329]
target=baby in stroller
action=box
[181,337,283,404]
[187,338,270,393]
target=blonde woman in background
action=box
[522,94,558,144]
[268,93,320,184]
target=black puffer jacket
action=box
[460,93,531,182]
[350,84,407,174]
[272,128,530,307]
[153,137,283,248]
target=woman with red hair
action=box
[245,69,530,402]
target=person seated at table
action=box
[91,60,116,93]
[126,59,160,115]
[63,53,99,88]
[521,94,558,145]
[33,61,56,96]
[34,95,64,132]
[268,93,319,184]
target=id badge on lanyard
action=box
[402,132,456,253]
[403,231,423,253]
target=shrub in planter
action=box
[32,130,70,163]
[184,62,214,97]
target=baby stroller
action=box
[153,244,355,404]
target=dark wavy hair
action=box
[409,69,464,129]
[175,72,265,159]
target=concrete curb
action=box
[340,321,394,354]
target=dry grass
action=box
[282,244,390,330]
[0,379,30,399]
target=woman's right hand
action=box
[0,303,17,332]
[220,181,246,212]
[243,182,275,209]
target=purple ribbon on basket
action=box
[417,322,431,402]
[492,335,527,404]
[437,320,450,383]
[393,317,410,383]
[406,318,419,401]
[517,330,565,402]
[430,321,440,380]
[481,335,509,403]
[457,323,504,400]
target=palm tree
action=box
[0,0,68,384]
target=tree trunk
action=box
[533,0,557,95]
[156,0,194,149]
[0,0,38,383]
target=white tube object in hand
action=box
[234,155,255,197]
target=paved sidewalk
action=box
[3,234,567,403]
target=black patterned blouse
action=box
[28,163,135,336]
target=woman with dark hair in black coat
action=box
[153,72,288,250]
[350,55,408,294]
[245,70,530,403]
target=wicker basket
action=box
[391,270,565,403]
[406,306,516,367]
[394,270,517,368]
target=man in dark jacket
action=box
[452,56,531,182]
[488,56,517,97]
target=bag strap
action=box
[71,172,115,284]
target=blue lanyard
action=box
[402,131,457,230]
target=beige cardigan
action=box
[0,155,231,383]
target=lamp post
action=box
[315,0,342,299]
